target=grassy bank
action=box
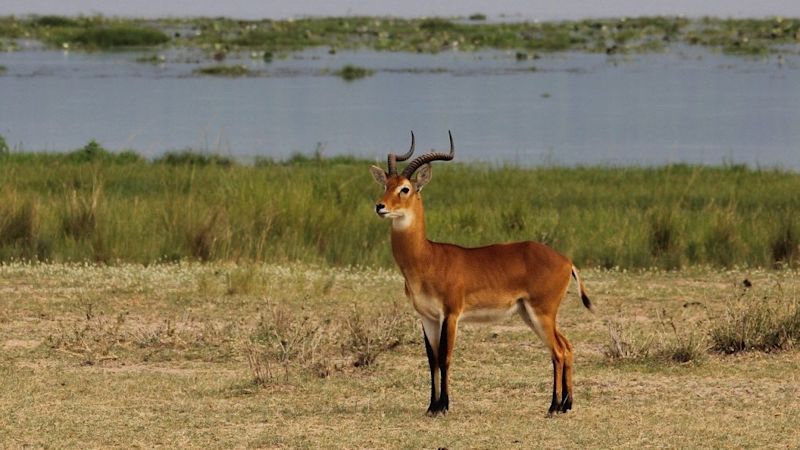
[1,263,798,447]
[1,143,799,269]
[1,15,798,55]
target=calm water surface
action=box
[1,47,799,168]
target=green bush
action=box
[64,140,143,164]
[155,150,235,167]
[67,26,169,48]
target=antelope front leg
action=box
[431,314,458,415]
[421,318,441,415]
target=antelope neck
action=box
[390,203,431,267]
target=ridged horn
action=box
[387,131,415,175]
[401,131,454,179]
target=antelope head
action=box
[370,131,455,230]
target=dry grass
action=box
[1,263,799,448]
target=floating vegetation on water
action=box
[334,64,374,81]
[56,26,170,49]
[134,54,165,64]
[32,15,80,28]
[193,64,250,77]
[0,15,798,55]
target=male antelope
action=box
[370,132,593,417]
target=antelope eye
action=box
[400,187,410,194]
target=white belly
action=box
[460,303,521,323]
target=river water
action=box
[1,46,799,168]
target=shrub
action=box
[247,307,327,383]
[344,305,415,368]
[710,283,800,353]
[605,321,652,360]
[335,64,374,81]
[63,140,142,164]
[65,140,108,163]
[605,316,707,364]
[654,318,707,363]
[155,150,235,166]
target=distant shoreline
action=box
[1,15,799,56]
[3,0,800,22]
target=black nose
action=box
[375,203,385,213]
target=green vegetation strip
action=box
[0,15,798,54]
[193,64,250,77]
[1,141,799,268]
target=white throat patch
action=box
[391,210,415,231]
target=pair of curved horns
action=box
[387,131,415,175]
[386,131,455,178]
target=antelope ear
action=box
[413,163,432,191]
[369,165,387,187]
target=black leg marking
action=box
[423,326,438,414]
[433,318,450,415]
[547,358,561,417]
[560,367,572,413]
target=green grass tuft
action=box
[771,217,799,267]
[710,282,800,354]
[0,196,42,259]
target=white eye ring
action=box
[400,186,410,194]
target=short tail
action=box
[571,265,594,312]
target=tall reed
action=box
[2,148,799,268]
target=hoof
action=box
[426,399,449,417]
[426,408,447,417]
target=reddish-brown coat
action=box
[371,165,591,416]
